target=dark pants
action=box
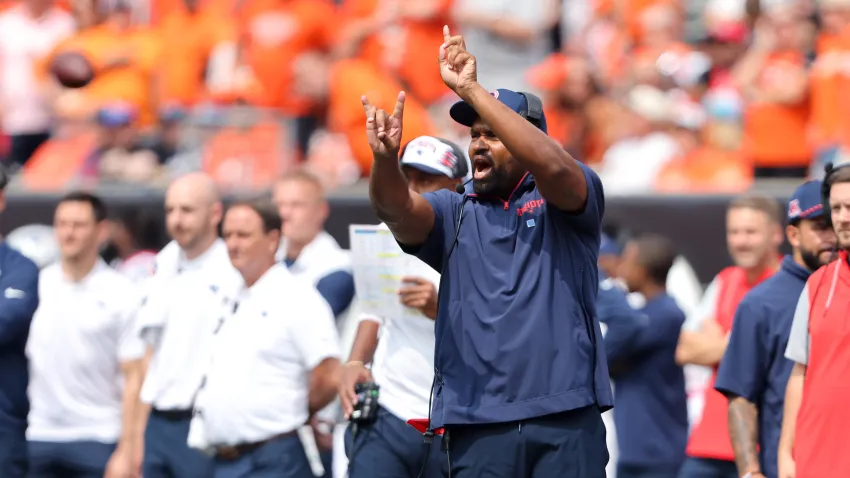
[4,132,50,169]
[444,406,608,478]
[144,411,213,478]
[27,440,115,478]
[0,428,27,478]
[618,463,681,478]
[213,433,313,478]
[676,457,738,478]
[319,449,332,477]
[344,406,445,478]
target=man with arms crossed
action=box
[676,195,782,478]
[365,26,612,477]
[780,165,850,478]
[715,181,835,478]
[339,135,467,477]
[189,200,341,478]
[134,172,240,478]
[26,192,144,478]
[0,166,39,477]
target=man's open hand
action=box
[399,276,438,320]
[362,91,406,161]
[439,25,477,98]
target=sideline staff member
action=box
[609,235,688,478]
[339,135,467,477]
[27,192,144,477]
[135,173,239,478]
[780,165,850,478]
[188,200,341,478]
[0,166,39,477]
[365,26,612,477]
[716,181,835,478]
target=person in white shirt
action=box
[26,192,145,478]
[338,136,467,478]
[273,170,356,474]
[134,172,240,478]
[189,199,341,478]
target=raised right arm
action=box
[365,91,436,246]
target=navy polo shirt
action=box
[403,164,613,428]
[603,290,688,469]
[715,256,810,478]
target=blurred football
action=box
[49,51,94,89]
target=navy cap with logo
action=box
[449,88,548,134]
[400,135,469,180]
[787,180,825,222]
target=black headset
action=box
[516,91,544,130]
[821,162,850,226]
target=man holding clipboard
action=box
[340,135,467,478]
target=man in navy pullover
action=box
[715,180,836,478]
[607,234,688,478]
[0,166,40,477]
[363,26,612,477]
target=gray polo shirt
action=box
[785,285,812,365]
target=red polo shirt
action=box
[686,265,777,461]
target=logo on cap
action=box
[788,199,801,218]
[439,150,456,170]
[491,90,499,98]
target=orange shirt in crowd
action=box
[157,4,236,105]
[741,51,811,168]
[338,0,452,106]
[42,23,160,126]
[149,0,242,25]
[239,0,337,115]
[327,58,436,174]
[654,148,753,193]
[809,33,844,149]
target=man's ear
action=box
[786,224,801,249]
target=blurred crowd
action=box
[3,0,850,193]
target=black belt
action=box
[151,407,194,421]
[214,430,297,461]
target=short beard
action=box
[801,247,834,271]
[472,167,512,196]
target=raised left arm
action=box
[461,83,587,212]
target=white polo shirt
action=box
[189,264,340,448]
[137,239,242,411]
[276,231,351,288]
[26,260,144,443]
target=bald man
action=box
[133,172,242,478]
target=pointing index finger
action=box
[361,95,374,114]
[391,91,406,120]
[443,25,450,42]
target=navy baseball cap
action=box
[787,180,825,222]
[449,88,548,134]
[400,136,469,180]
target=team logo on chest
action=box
[517,199,545,216]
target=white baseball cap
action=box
[400,136,469,180]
